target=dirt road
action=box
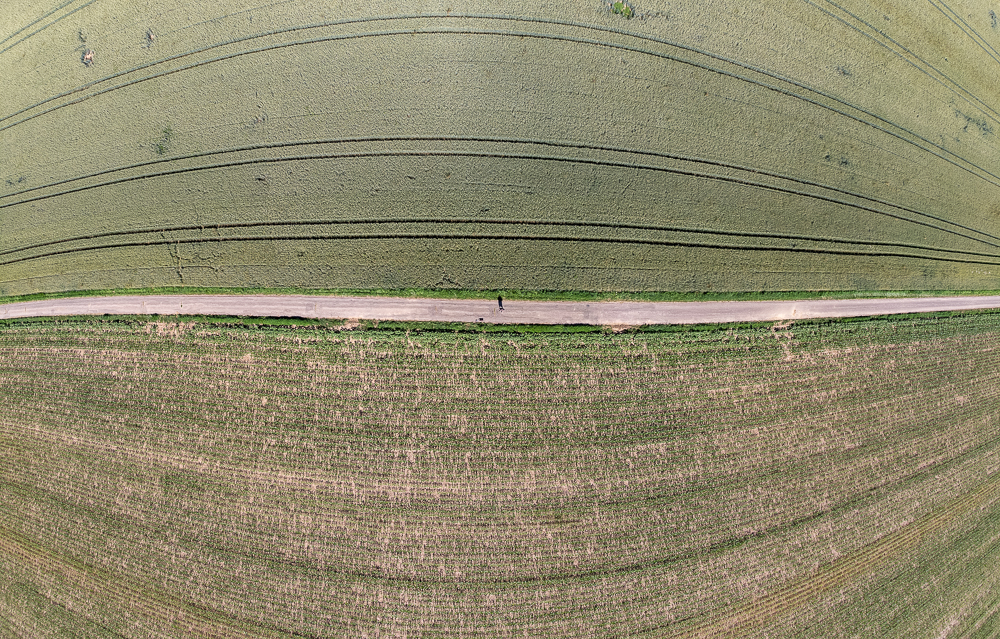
[2,294,1000,325]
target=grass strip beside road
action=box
[5,286,1000,308]
[3,308,1000,338]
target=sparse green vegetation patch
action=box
[151,125,174,156]
[610,1,635,19]
[2,311,1000,636]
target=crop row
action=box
[4,7,999,296]
[3,313,1000,635]
[5,133,998,253]
[6,223,1000,272]
[4,11,998,197]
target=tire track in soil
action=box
[0,0,95,58]
[804,0,1000,127]
[0,218,1000,266]
[5,135,999,249]
[4,216,998,264]
[3,13,999,191]
[4,144,1000,257]
[6,229,1000,271]
[928,0,1000,69]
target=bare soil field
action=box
[2,0,1000,296]
[2,311,999,636]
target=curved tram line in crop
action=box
[3,143,1000,269]
[5,225,1000,270]
[0,0,97,58]
[5,135,1000,249]
[926,0,1000,70]
[5,214,1000,265]
[2,12,999,191]
[807,0,1000,125]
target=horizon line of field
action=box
[3,11,998,192]
[5,135,997,253]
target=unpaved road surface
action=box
[2,295,1000,325]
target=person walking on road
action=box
[498,295,504,312]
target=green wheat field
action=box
[2,0,999,296]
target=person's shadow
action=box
[498,295,504,312]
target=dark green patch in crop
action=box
[611,1,634,19]
[151,125,174,155]
[161,471,206,494]
[955,110,993,137]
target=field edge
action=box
[5,286,1000,309]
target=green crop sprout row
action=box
[3,311,1000,636]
